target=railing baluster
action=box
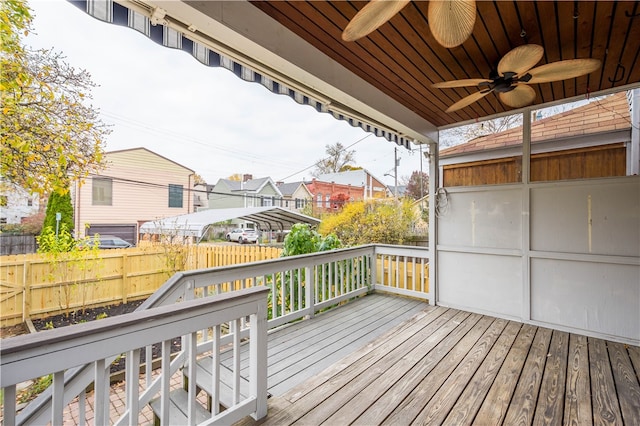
[187,332,197,425]
[212,324,220,416]
[94,359,108,425]
[233,318,241,405]
[51,371,64,425]
[410,257,415,291]
[298,268,303,310]
[3,384,16,426]
[145,346,153,387]
[160,340,171,425]
[78,389,86,426]
[126,348,140,424]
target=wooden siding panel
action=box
[76,149,194,236]
[444,144,626,186]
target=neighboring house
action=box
[0,181,41,225]
[439,92,635,186]
[304,178,364,214]
[207,175,284,229]
[315,169,390,200]
[276,181,312,212]
[72,148,195,244]
[193,182,212,212]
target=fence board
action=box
[0,245,282,327]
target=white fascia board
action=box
[127,0,437,145]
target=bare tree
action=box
[440,114,522,148]
[313,142,356,176]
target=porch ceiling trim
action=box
[70,0,424,149]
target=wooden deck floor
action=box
[235,295,640,426]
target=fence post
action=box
[22,260,32,322]
[369,248,377,288]
[122,253,129,304]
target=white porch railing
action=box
[1,244,430,425]
[1,286,269,426]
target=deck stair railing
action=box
[1,244,429,425]
[1,286,269,426]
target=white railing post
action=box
[305,266,315,318]
[370,249,377,287]
[250,297,268,420]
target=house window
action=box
[325,194,331,208]
[27,199,33,207]
[262,196,273,207]
[168,184,183,208]
[317,194,322,207]
[92,178,112,205]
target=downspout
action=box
[188,174,193,213]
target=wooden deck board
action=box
[563,334,592,425]
[590,337,624,425]
[534,330,569,425]
[226,294,639,426]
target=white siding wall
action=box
[75,149,193,237]
[436,177,640,345]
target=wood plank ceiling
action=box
[251,1,640,128]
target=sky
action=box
[25,0,428,187]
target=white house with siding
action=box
[72,148,195,244]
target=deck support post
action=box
[250,296,268,420]
[305,266,315,319]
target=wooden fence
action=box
[0,244,282,327]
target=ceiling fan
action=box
[432,44,602,113]
[342,0,477,49]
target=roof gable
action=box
[105,147,195,173]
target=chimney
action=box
[243,174,253,182]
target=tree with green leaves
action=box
[1,0,109,196]
[41,191,74,241]
[313,142,356,176]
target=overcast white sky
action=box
[26,0,428,186]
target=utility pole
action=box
[394,147,399,199]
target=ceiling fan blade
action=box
[498,84,536,108]
[342,0,410,42]
[428,0,477,48]
[432,78,490,88]
[527,58,602,84]
[497,44,544,76]
[446,90,490,113]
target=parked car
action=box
[225,228,259,244]
[80,235,133,249]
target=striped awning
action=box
[70,0,414,149]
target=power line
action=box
[277,133,372,181]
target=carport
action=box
[139,206,321,241]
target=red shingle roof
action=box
[440,93,631,157]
